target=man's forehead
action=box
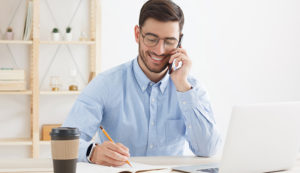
[142,18,180,37]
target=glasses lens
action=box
[164,39,178,50]
[144,35,159,47]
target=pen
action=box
[100,126,133,167]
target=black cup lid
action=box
[50,127,80,137]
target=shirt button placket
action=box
[147,85,158,153]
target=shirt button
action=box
[151,122,154,126]
[149,144,153,149]
[188,125,192,129]
[182,101,186,105]
[152,98,155,102]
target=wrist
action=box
[175,80,192,92]
[86,143,96,163]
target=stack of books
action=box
[0,69,26,91]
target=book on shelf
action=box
[0,80,26,91]
[23,0,33,41]
[0,69,25,81]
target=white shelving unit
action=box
[0,0,101,158]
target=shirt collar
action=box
[133,57,169,94]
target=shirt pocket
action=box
[165,119,186,144]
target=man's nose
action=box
[153,40,166,56]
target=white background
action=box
[0,0,299,158]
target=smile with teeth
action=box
[151,56,163,61]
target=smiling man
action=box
[63,0,222,167]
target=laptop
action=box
[174,102,300,173]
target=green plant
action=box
[52,28,59,33]
[66,27,72,33]
[7,27,13,32]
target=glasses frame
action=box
[139,27,183,51]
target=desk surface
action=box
[0,155,299,173]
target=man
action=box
[63,0,221,167]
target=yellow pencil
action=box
[100,126,132,167]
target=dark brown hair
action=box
[139,0,184,33]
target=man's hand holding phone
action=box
[168,46,192,92]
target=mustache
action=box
[147,51,173,59]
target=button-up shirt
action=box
[63,58,222,162]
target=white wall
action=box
[0,0,300,158]
[101,0,300,150]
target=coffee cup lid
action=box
[50,127,80,137]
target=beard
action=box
[138,43,170,73]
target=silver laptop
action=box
[221,102,300,173]
[174,102,300,173]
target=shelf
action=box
[40,91,81,95]
[39,141,51,145]
[0,40,33,44]
[0,91,80,95]
[40,40,95,45]
[0,138,32,146]
[0,90,32,95]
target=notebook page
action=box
[77,162,171,173]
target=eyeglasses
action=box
[140,28,183,51]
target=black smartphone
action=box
[168,35,183,74]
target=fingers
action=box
[102,154,127,167]
[107,142,130,157]
[92,141,130,167]
[98,158,126,167]
[169,48,187,57]
[116,143,129,153]
[169,49,187,65]
[104,146,129,162]
[169,53,184,69]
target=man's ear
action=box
[134,25,140,43]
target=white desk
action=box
[0,155,299,173]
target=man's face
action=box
[135,18,180,74]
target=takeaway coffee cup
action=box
[50,127,80,173]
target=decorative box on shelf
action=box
[42,124,62,141]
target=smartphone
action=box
[168,35,183,74]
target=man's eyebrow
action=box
[144,32,159,37]
[144,32,177,40]
[165,37,177,40]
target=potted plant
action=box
[52,28,60,41]
[5,27,14,40]
[65,27,72,41]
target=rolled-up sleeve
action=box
[176,78,222,156]
[63,82,105,162]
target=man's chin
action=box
[148,65,168,73]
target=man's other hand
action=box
[90,141,130,167]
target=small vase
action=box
[65,33,73,41]
[5,32,14,40]
[52,33,60,41]
[49,76,61,91]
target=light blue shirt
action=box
[63,58,222,162]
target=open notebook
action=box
[77,162,172,173]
